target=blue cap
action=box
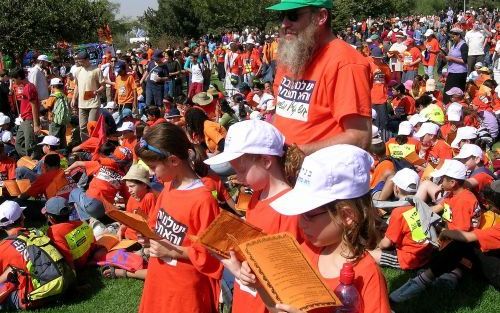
[43,196,70,215]
[121,108,132,118]
[153,49,164,61]
[115,61,126,72]
[370,46,384,58]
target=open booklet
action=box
[17,156,37,171]
[2,179,31,196]
[196,211,340,311]
[106,209,160,240]
[96,234,138,252]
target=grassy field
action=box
[27,266,499,313]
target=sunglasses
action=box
[139,138,168,158]
[279,9,312,22]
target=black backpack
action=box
[382,156,415,172]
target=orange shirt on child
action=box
[422,140,453,166]
[123,192,156,240]
[115,74,136,105]
[442,189,480,231]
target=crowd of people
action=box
[0,0,499,312]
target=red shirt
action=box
[26,169,76,199]
[123,192,156,240]
[392,95,416,115]
[302,243,391,313]
[0,155,16,181]
[47,221,95,269]
[384,206,434,269]
[85,161,126,204]
[469,170,494,193]
[273,39,372,145]
[473,224,500,252]
[442,189,480,231]
[146,117,167,127]
[121,137,138,161]
[201,174,231,203]
[140,182,222,313]
[232,189,302,313]
[423,139,453,166]
[20,82,39,120]
[0,228,33,309]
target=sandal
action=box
[101,265,117,279]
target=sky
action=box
[111,0,158,18]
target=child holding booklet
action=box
[204,119,302,313]
[238,145,391,313]
[135,122,222,313]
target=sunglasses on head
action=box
[279,9,312,22]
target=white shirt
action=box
[253,93,275,111]
[389,43,407,72]
[190,63,204,83]
[465,30,486,56]
[27,65,49,100]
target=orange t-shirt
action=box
[422,38,439,66]
[226,52,242,75]
[140,182,222,313]
[200,174,231,203]
[440,123,455,144]
[423,139,453,166]
[232,189,302,313]
[85,161,125,204]
[26,169,76,199]
[146,117,167,127]
[370,160,395,189]
[303,243,391,313]
[123,192,156,240]
[214,48,225,63]
[0,155,16,181]
[384,206,434,269]
[403,47,422,71]
[0,228,33,309]
[241,51,262,74]
[47,221,95,269]
[115,74,136,105]
[369,59,391,105]
[473,224,500,252]
[442,189,480,231]
[203,120,226,153]
[470,170,494,193]
[273,39,372,145]
[121,137,138,161]
[392,95,416,115]
[147,48,154,60]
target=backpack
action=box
[10,229,75,303]
[382,156,415,172]
[51,91,71,126]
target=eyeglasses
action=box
[139,138,168,158]
[279,9,312,22]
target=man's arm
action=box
[298,115,371,155]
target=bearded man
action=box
[269,0,372,155]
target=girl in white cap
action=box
[204,119,302,313]
[236,145,391,313]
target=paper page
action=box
[17,156,37,170]
[111,239,138,251]
[107,209,160,240]
[83,90,95,100]
[16,179,31,194]
[239,233,340,312]
[197,210,265,260]
[236,192,252,212]
[96,234,120,251]
[404,151,426,166]
[3,180,21,196]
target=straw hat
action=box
[192,92,214,106]
[122,164,151,186]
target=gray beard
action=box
[276,22,318,79]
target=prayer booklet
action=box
[3,179,31,196]
[404,151,426,166]
[96,234,138,252]
[107,209,160,240]
[17,156,37,171]
[239,233,340,312]
[196,210,265,260]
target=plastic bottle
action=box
[334,262,361,313]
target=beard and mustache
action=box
[276,18,319,79]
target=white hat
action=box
[249,111,263,120]
[451,126,477,149]
[424,29,434,37]
[426,79,436,92]
[270,145,373,215]
[398,121,413,136]
[474,62,483,68]
[366,38,373,43]
[204,119,285,165]
[104,101,117,110]
[446,102,463,122]
[454,143,483,160]
[392,168,420,193]
[37,54,49,62]
[414,122,439,138]
[116,49,122,54]
[371,108,377,120]
[245,38,255,45]
[38,135,60,146]
[372,125,379,138]
[0,201,24,227]
[117,121,136,132]
[49,78,63,86]
[409,114,428,126]
[1,131,12,143]
[431,159,467,180]
[0,114,10,126]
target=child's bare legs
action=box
[415,180,442,203]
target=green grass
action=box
[27,266,498,313]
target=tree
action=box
[331,0,396,31]
[0,0,117,58]
[413,0,446,15]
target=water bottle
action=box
[334,262,361,313]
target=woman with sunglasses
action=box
[135,123,222,313]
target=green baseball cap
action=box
[267,0,333,11]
